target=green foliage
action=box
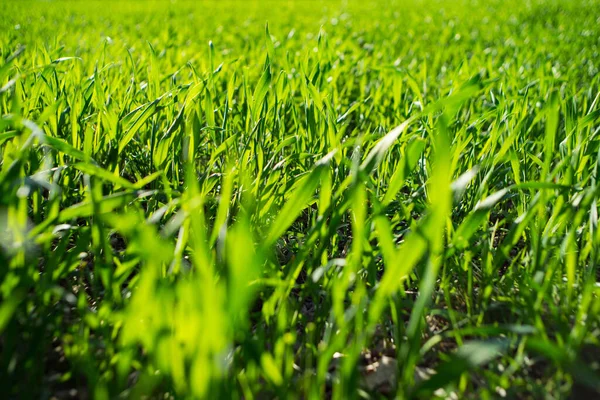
[1,0,600,398]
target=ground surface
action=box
[1,0,600,398]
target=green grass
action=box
[1,0,600,398]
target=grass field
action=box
[1,0,600,398]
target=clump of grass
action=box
[1,0,600,398]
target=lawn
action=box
[1,0,600,398]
